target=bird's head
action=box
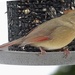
[62,10,75,30]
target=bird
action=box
[0,10,75,56]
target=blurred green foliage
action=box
[53,65,75,75]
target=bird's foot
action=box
[38,47,46,56]
[63,47,70,58]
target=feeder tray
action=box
[0,0,75,65]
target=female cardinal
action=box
[0,10,75,56]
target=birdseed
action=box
[7,0,75,52]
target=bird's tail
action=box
[0,37,24,48]
[0,41,16,48]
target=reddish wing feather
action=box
[31,36,50,42]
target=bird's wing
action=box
[22,25,62,45]
[28,36,51,42]
[24,19,62,40]
[24,24,75,44]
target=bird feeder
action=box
[0,0,75,65]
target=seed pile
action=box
[7,0,75,52]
